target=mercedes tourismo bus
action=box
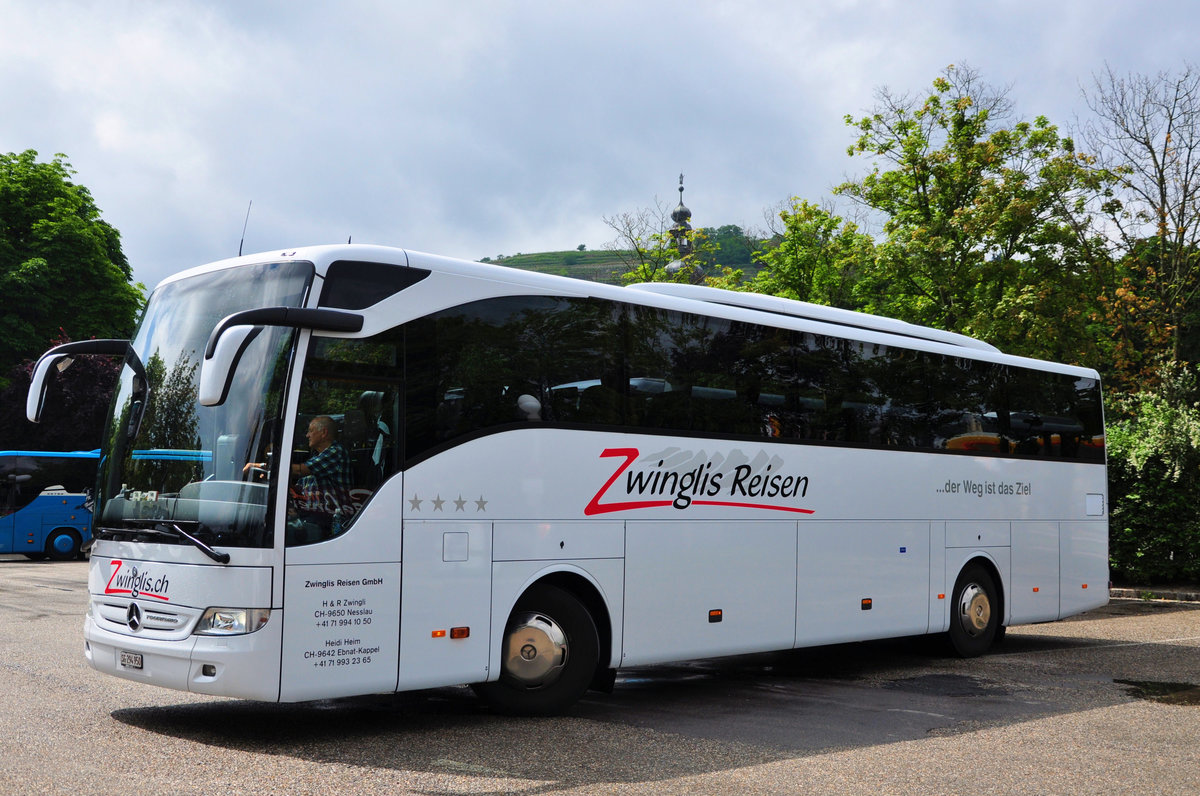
[0,449,98,560]
[27,245,1108,714]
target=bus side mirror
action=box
[27,339,131,423]
[199,325,262,406]
[198,307,364,408]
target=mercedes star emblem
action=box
[126,602,143,632]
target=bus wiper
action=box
[154,522,232,565]
[94,524,230,565]
[94,525,174,542]
[93,526,117,541]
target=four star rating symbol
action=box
[408,494,488,512]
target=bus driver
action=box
[287,415,355,543]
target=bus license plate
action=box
[119,651,143,670]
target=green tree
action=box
[1098,238,1197,394]
[835,66,1114,363]
[121,350,203,493]
[1083,64,1200,370]
[602,198,688,283]
[749,200,875,308]
[603,198,721,285]
[616,226,718,286]
[0,150,144,384]
[696,224,759,273]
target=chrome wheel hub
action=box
[502,612,568,687]
[957,584,991,637]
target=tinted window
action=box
[320,261,430,310]
[1,454,97,516]
[400,295,1105,465]
[292,331,404,544]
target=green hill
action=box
[481,250,630,284]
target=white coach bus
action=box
[28,245,1107,714]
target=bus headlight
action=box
[195,607,271,635]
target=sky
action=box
[2,0,1197,291]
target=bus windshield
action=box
[94,260,313,549]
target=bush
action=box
[1106,367,1200,583]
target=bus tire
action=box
[948,563,1000,657]
[44,528,82,561]
[475,583,599,715]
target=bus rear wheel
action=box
[948,563,1000,657]
[44,528,82,561]
[475,583,599,715]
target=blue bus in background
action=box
[0,450,99,560]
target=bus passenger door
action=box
[0,476,12,552]
[0,460,29,553]
[278,476,406,702]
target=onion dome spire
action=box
[669,173,692,257]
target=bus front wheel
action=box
[476,583,599,715]
[44,528,82,561]
[948,563,1000,657]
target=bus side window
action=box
[577,381,623,425]
[295,332,404,543]
[546,386,578,422]
[358,390,392,486]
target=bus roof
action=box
[165,244,1098,381]
[624,282,1001,353]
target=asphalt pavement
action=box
[1,557,1198,795]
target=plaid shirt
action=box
[295,440,355,522]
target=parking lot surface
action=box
[1,558,1198,794]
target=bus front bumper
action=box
[84,612,283,701]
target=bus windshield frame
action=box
[93,260,314,550]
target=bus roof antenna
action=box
[238,200,253,257]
